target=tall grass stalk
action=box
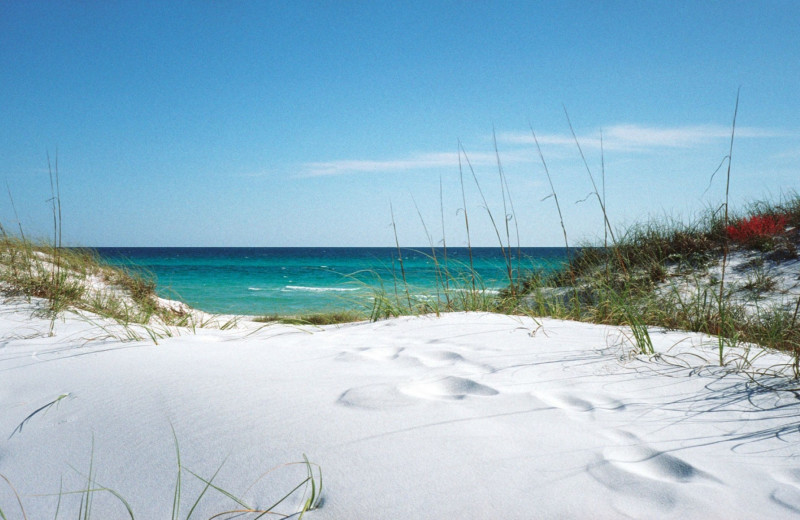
[389,202,412,309]
[47,151,63,250]
[459,142,515,292]
[5,183,26,242]
[457,140,476,291]
[563,107,628,278]
[563,108,618,245]
[601,131,613,283]
[529,124,584,314]
[390,255,401,308]
[439,175,452,306]
[47,152,63,325]
[530,125,569,258]
[493,127,522,296]
[411,195,443,314]
[717,88,740,366]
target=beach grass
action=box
[255,310,366,326]
[0,235,191,329]
[0,156,196,332]
[513,192,800,361]
[0,439,322,520]
[297,137,800,367]
[362,96,798,367]
[3,189,798,368]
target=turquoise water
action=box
[94,247,568,315]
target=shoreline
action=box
[90,246,568,316]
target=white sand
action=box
[662,249,800,316]
[2,298,800,519]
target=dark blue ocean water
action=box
[94,247,568,315]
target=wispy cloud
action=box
[297,124,796,177]
[299,150,514,177]
[499,124,793,152]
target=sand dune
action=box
[2,299,800,518]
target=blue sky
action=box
[1,1,799,247]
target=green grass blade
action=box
[251,477,310,520]
[81,436,95,520]
[54,476,63,520]
[0,472,27,520]
[185,457,228,520]
[170,425,181,520]
[94,485,135,520]
[184,468,252,510]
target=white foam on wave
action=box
[283,285,358,293]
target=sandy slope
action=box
[2,299,800,519]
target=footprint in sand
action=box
[774,468,800,489]
[587,430,716,518]
[533,390,626,416]
[399,376,498,401]
[600,429,708,484]
[336,376,498,408]
[336,346,491,373]
[602,444,698,483]
[587,455,679,517]
[335,346,422,368]
[770,469,800,513]
[770,486,800,514]
[337,384,415,410]
[413,350,466,367]
[356,346,405,361]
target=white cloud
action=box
[499,124,793,152]
[497,132,574,147]
[299,150,518,177]
[302,152,456,176]
[297,124,797,178]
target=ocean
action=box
[94,247,569,316]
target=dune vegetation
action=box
[2,122,799,371]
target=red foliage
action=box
[726,214,788,243]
